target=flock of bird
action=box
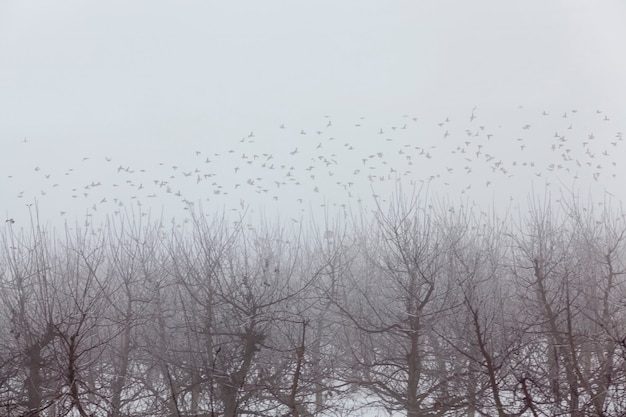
[3,106,624,229]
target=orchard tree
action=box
[442,208,532,417]
[1,218,59,416]
[335,195,463,417]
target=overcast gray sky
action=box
[2,1,626,229]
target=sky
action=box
[2,0,626,231]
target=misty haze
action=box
[2,1,626,416]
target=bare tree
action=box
[160,209,325,416]
[559,195,626,416]
[508,196,583,416]
[507,194,626,417]
[1,216,59,416]
[46,224,113,417]
[334,195,463,417]
[441,207,532,417]
[97,212,169,417]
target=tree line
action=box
[1,193,626,417]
